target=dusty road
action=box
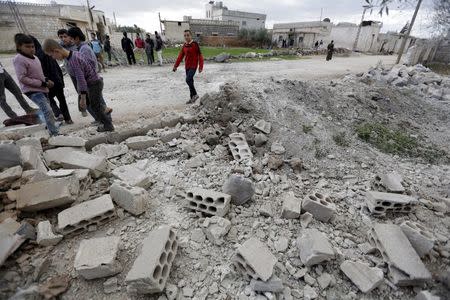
[0,54,396,126]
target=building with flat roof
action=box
[205,1,266,30]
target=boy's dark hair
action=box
[14,33,33,47]
[67,27,86,41]
[105,35,110,39]
[184,29,192,34]
[42,38,63,53]
[57,29,68,36]
[123,32,127,37]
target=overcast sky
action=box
[30,0,436,38]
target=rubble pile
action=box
[0,65,449,300]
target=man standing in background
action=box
[155,31,164,66]
[134,33,145,63]
[91,32,106,72]
[121,32,136,65]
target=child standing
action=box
[173,30,204,104]
[12,34,59,136]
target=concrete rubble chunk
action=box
[202,216,231,245]
[228,133,253,161]
[415,291,441,300]
[254,120,272,134]
[20,145,46,172]
[48,136,86,147]
[365,191,416,216]
[92,144,128,159]
[400,221,436,258]
[157,129,181,143]
[0,143,21,170]
[74,236,122,280]
[368,223,431,286]
[376,172,405,193]
[270,142,285,155]
[317,273,332,290]
[0,166,22,187]
[297,229,334,267]
[0,219,29,266]
[281,192,302,219]
[186,188,231,217]
[250,276,283,293]
[15,137,42,152]
[232,237,277,281]
[125,136,159,150]
[340,260,384,293]
[36,221,63,246]
[160,113,180,128]
[57,195,116,235]
[302,193,336,222]
[254,133,268,147]
[300,212,313,228]
[110,181,148,215]
[59,151,108,178]
[112,165,152,188]
[17,176,79,212]
[222,174,255,205]
[43,147,82,166]
[126,226,178,294]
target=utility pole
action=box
[113,12,117,27]
[396,0,422,64]
[86,0,94,31]
[353,5,372,51]
[159,12,163,35]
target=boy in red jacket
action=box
[173,30,204,104]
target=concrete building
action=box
[0,1,113,52]
[331,21,382,52]
[205,1,266,30]
[272,21,332,48]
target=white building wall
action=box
[205,2,266,29]
[330,23,381,52]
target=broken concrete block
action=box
[48,136,86,147]
[281,192,301,219]
[270,142,285,155]
[228,133,253,161]
[0,219,32,266]
[254,133,268,147]
[368,223,431,286]
[260,202,274,217]
[92,144,128,159]
[340,261,384,293]
[0,143,21,170]
[415,291,441,300]
[126,226,178,294]
[233,237,277,281]
[202,216,231,245]
[186,188,231,217]
[254,120,272,134]
[300,212,313,228]
[375,172,405,193]
[160,114,180,128]
[57,195,116,235]
[250,276,283,293]
[15,137,42,152]
[302,193,336,222]
[268,155,284,170]
[366,191,416,216]
[74,236,122,280]
[17,176,79,212]
[0,218,21,240]
[297,229,334,267]
[0,166,22,187]
[222,174,255,205]
[400,221,436,258]
[59,151,107,178]
[110,181,148,215]
[125,136,159,150]
[20,146,46,172]
[317,273,332,290]
[157,129,181,143]
[112,165,151,188]
[43,147,81,166]
[36,221,63,246]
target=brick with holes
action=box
[400,221,436,258]
[297,229,335,267]
[57,195,116,235]
[228,133,253,162]
[110,181,148,216]
[232,237,277,281]
[281,191,302,219]
[125,225,178,294]
[186,188,231,217]
[301,193,336,222]
[366,191,416,216]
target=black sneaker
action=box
[97,125,115,132]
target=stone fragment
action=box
[92,144,128,159]
[300,212,313,228]
[0,166,22,187]
[400,221,435,258]
[317,273,332,290]
[375,172,405,193]
[20,145,46,172]
[160,113,180,128]
[0,219,33,266]
[157,129,181,143]
[366,191,416,216]
[110,181,148,215]
[368,223,431,286]
[274,237,289,252]
[59,151,107,178]
[302,193,336,222]
[74,236,122,280]
[250,276,283,293]
[281,192,301,219]
[202,216,231,245]
[49,136,86,147]
[297,229,334,267]
[57,195,116,235]
[228,133,253,161]
[186,188,231,217]
[0,143,21,170]
[222,174,255,205]
[259,202,274,217]
[254,120,272,134]
[126,226,178,294]
[340,261,384,293]
[43,147,81,166]
[415,291,441,300]
[112,165,152,188]
[289,158,302,173]
[232,237,277,281]
[303,285,317,300]
[254,134,268,147]
[358,242,377,254]
[36,221,63,246]
[270,142,285,155]
[103,277,120,294]
[17,176,79,212]
[190,229,205,243]
[16,137,42,152]
[125,136,159,150]
[268,155,283,170]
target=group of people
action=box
[121,31,164,66]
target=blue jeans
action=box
[186,68,197,99]
[28,92,59,136]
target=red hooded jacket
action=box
[135,37,145,49]
[174,41,204,71]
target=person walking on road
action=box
[144,33,155,65]
[121,32,136,65]
[103,35,113,63]
[326,40,335,61]
[173,30,204,104]
[91,33,106,71]
[155,31,164,66]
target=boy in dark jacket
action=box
[121,32,136,65]
[173,30,204,104]
[144,34,154,65]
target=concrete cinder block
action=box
[20,145,46,172]
[366,191,416,216]
[126,226,178,294]
[186,188,231,217]
[301,193,336,222]
[233,237,277,281]
[36,220,63,246]
[375,172,405,193]
[59,151,107,178]
[92,144,128,159]
[340,260,384,293]
[415,291,441,300]
[74,236,122,280]
[57,195,116,235]
[17,176,79,212]
[368,223,431,286]
[48,136,86,147]
[110,181,148,215]
[112,165,152,188]
[281,192,301,219]
[297,229,334,267]
[254,120,272,134]
[400,221,436,258]
[125,136,159,150]
[228,133,253,161]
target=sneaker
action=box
[186,98,194,104]
[81,111,88,117]
[65,120,74,125]
[56,115,64,122]
[97,125,115,132]
[192,95,200,103]
[91,120,101,126]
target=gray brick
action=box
[228,133,253,161]
[186,188,231,217]
[301,193,335,222]
[281,192,301,219]
[366,191,416,216]
[59,151,107,178]
[36,220,63,246]
[110,181,148,215]
[297,229,334,267]
[48,136,86,147]
[340,260,384,293]
[400,221,436,258]
[43,147,82,166]
[112,165,152,188]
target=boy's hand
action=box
[79,94,87,110]
[172,67,177,72]
[47,80,55,88]
[199,69,203,74]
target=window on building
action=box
[242,20,247,26]
[178,22,182,26]
[257,18,260,20]
[212,32,219,36]
[278,35,283,42]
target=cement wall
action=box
[433,38,450,63]
[163,21,189,43]
[330,23,381,52]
